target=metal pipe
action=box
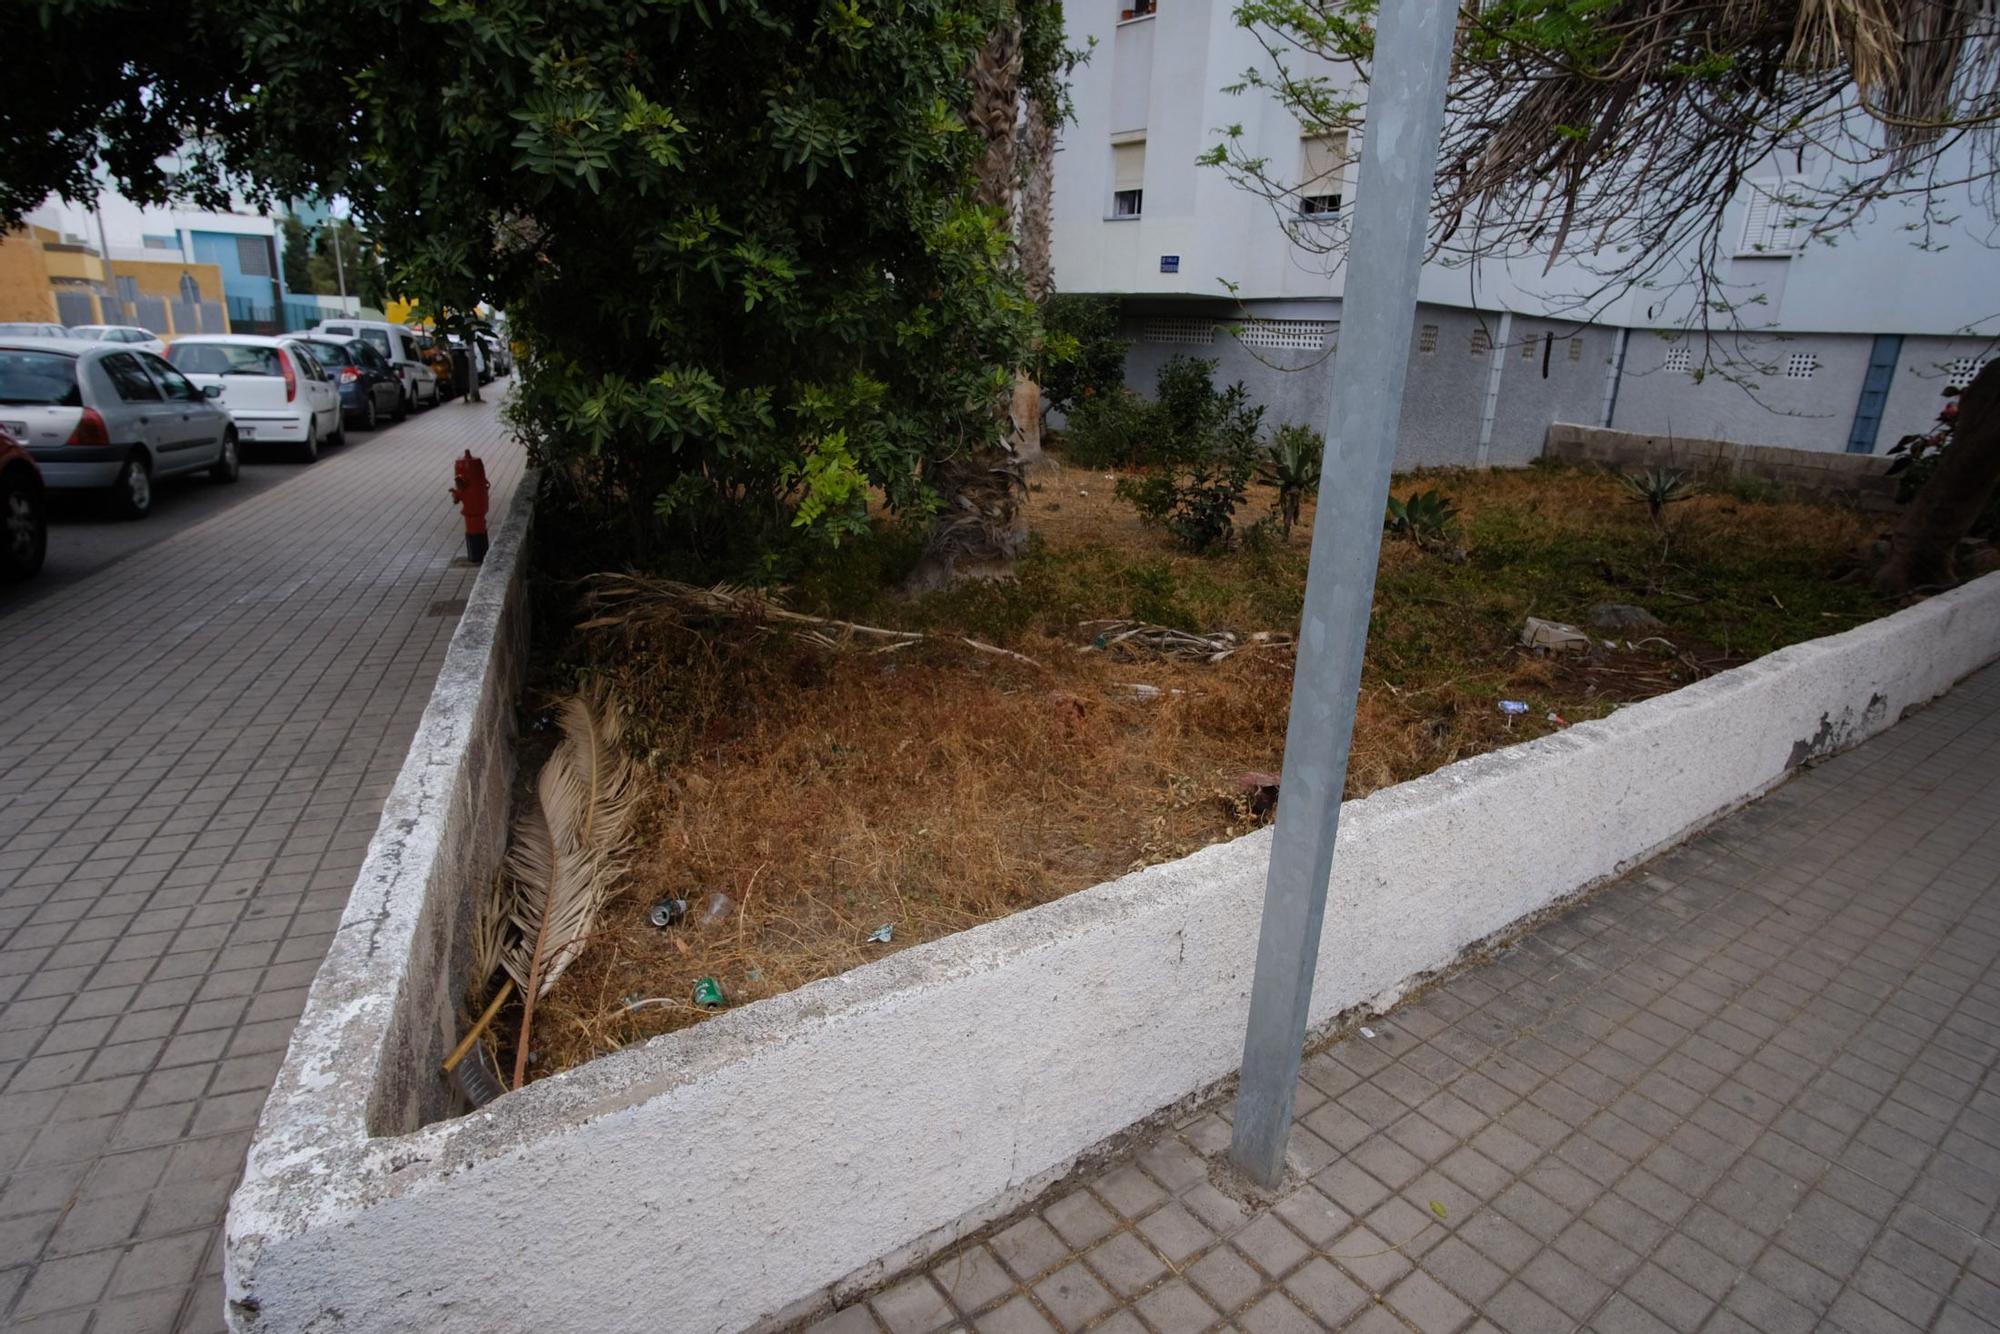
[1227,0,1461,1189]
[1475,311,1513,466]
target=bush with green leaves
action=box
[1063,386,1157,469]
[3,0,1066,576]
[1384,488,1460,547]
[1038,295,1130,421]
[1259,423,1323,533]
[1114,355,1266,551]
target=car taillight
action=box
[279,349,298,402]
[65,407,109,447]
[340,366,360,383]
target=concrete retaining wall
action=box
[228,546,2000,1333]
[1544,422,1902,508]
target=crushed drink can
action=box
[649,897,689,928]
[693,977,726,1009]
[1497,699,1530,716]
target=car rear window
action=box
[301,340,354,367]
[0,348,81,405]
[359,329,392,358]
[169,343,283,376]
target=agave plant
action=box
[1258,424,1323,534]
[1618,467,1698,526]
[1384,487,1460,547]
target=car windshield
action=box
[361,329,392,357]
[68,327,109,340]
[0,348,82,405]
[0,323,61,337]
[302,340,353,367]
[168,343,283,376]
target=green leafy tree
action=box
[280,216,316,294]
[1038,295,1130,422]
[1115,355,1265,552]
[1,0,1062,574]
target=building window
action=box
[1738,180,1806,256]
[236,235,272,277]
[1121,0,1156,17]
[141,234,178,250]
[1418,324,1439,354]
[1664,346,1693,374]
[1298,134,1347,219]
[1521,337,1537,360]
[1112,141,1145,218]
[1234,319,1334,351]
[1568,338,1584,362]
[1784,353,1817,380]
[1470,326,1490,356]
[1946,356,1992,390]
[1141,317,1214,346]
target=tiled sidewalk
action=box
[826,665,2000,1334]
[0,399,524,1333]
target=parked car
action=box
[308,319,440,413]
[0,322,69,339]
[166,335,344,461]
[66,325,168,356]
[0,424,47,579]
[0,337,238,519]
[299,336,404,430]
[476,331,512,376]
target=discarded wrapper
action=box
[1360,1025,1377,1039]
[1498,700,1530,715]
[868,923,894,944]
[648,897,689,928]
[1545,711,1568,727]
[692,977,726,1008]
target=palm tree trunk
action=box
[909,17,1029,592]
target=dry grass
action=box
[507,460,1885,1080]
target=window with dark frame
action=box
[1298,133,1347,219]
[1111,140,1146,218]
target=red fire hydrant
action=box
[450,450,490,563]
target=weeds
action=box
[1260,424,1324,534]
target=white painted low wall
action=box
[227,569,2000,1334]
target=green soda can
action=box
[693,977,726,1009]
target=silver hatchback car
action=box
[0,338,239,519]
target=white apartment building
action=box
[1052,0,2000,465]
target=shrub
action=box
[1259,423,1323,533]
[1115,355,1265,552]
[1064,387,1157,469]
[1384,488,1461,547]
[1039,295,1130,420]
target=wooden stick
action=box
[442,978,514,1074]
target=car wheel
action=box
[112,453,153,520]
[210,429,241,483]
[330,413,347,449]
[0,475,46,579]
[300,419,320,464]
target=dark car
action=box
[0,423,47,579]
[299,337,404,431]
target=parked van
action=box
[308,319,440,414]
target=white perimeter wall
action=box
[229,569,2000,1334]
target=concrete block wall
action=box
[1544,423,1901,508]
[229,542,2000,1332]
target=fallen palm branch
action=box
[577,572,1043,669]
[453,686,645,1094]
[1079,619,1295,663]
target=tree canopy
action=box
[3,0,1069,570]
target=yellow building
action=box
[0,225,230,337]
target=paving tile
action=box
[930,1245,1018,1315]
[1032,1261,1115,1330]
[0,399,523,1333]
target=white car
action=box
[309,319,441,413]
[66,325,168,356]
[165,335,344,461]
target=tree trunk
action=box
[1875,360,2000,598]
[908,17,1028,593]
[1013,95,1056,470]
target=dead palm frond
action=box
[501,687,644,1088]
